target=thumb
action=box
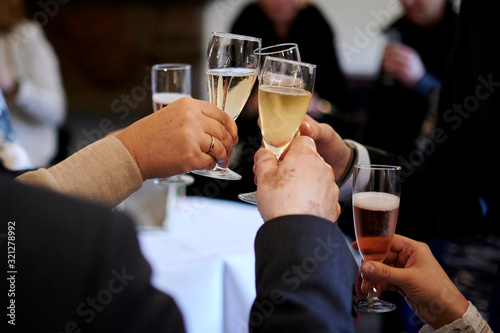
[361,261,406,288]
[254,148,278,184]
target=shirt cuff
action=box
[419,302,491,333]
[338,140,369,203]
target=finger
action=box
[288,135,318,154]
[299,115,319,139]
[254,148,278,184]
[204,122,234,160]
[205,134,231,168]
[200,100,238,144]
[360,276,382,297]
[361,260,406,289]
[334,201,341,221]
[384,235,416,266]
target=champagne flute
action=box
[238,44,302,204]
[256,43,301,73]
[238,57,316,205]
[151,63,195,187]
[353,164,401,312]
[191,32,260,180]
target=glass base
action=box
[154,174,195,187]
[191,166,242,180]
[238,191,257,205]
[355,297,396,313]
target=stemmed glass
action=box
[238,57,316,205]
[191,32,261,180]
[256,43,301,68]
[237,44,301,204]
[353,164,401,312]
[151,63,195,187]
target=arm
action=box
[252,216,358,333]
[2,178,185,332]
[251,136,358,332]
[17,97,238,206]
[16,135,142,206]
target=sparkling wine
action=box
[152,92,191,112]
[261,72,302,87]
[353,192,400,262]
[206,68,257,119]
[259,85,312,157]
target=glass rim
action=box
[152,63,191,70]
[355,164,401,171]
[255,43,299,55]
[210,31,262,43]
[264,56,316,69]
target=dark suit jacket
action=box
[367,0,500,241]
[0,176,357,332]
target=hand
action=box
[353,235,469,329]
[116,97,238,181]
[0,77,18,100]
[382,43,426,87]
[254,135,341,222]
[299,115,352,183]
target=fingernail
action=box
[304,122,313,135]
[361,262,375,275]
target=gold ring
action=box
[207,135,215,153]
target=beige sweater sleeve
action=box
[16,136,143,207]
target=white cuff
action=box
[419,302,492,333]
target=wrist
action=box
[116,129,147,182]
[430,295,469,330]
[335,141,357,188]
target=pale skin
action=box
[298,114,353,183]
[117,97,238,181]
[382,43,426,87]
[353,235,469,330]
[253,135,341,223]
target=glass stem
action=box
[368,281,378,298]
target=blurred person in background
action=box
[362,0,457,158]
[0,0,66,168]
[0,88,32,173]
[361,2,457,329]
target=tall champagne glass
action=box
[151,63,195,187]
[191,32,260,180]
[238,44,302,205]
[256,43,301,74]
[353,164,401,312]
[238,57,315,205]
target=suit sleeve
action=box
[250,215,358,333]
[1,179,185,333]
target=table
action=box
[136,195,263,333]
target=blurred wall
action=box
[26,0,204,118]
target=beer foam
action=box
[353,192,400,211]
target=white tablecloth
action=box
[137,196,263,333]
